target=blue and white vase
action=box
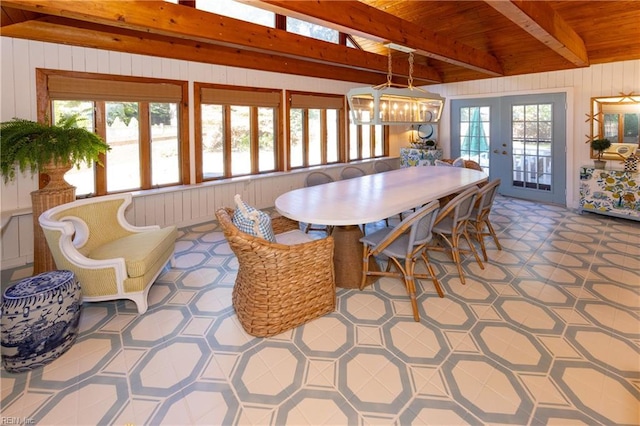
[1,270,82,373]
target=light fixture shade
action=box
[347,85,445,126]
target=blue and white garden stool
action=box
[1,270,82,373]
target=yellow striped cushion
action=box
[89,226,177,278]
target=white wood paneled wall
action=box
[0,37,360,269]
[1,36,639,269]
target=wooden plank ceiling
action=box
[1,0,639,86]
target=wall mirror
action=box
[590,93,640,160]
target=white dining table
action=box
[275,166,488,288]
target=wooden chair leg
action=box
[486,219,502,250]
[405,258,420,322]
[462,228,484,270]
[360,245,371,290]
[475,222,489,262]
[421,251,444,298]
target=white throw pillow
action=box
[452,157,465,167]
[232,194,276,242]
[275,230,314,245]
[435,157,465,167]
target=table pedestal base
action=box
[332,225,379,289]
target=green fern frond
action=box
[1,115,110,183]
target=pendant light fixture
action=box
[347,44,445,126]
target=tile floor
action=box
[1,195,639,425]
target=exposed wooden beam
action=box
[1,0,442,83]
[1,6,41,27]
[252,0,504,76]
[485,0,589,67]
[1,17,439,86]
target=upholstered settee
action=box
[39,193,177,314]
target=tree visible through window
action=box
[41,69,188,196]
[196,83,280,181]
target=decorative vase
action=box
[1,270,82,372]
[593,159,606,169]
[39,160,75,191]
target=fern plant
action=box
[0,115,110,183]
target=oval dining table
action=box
[275,165,488,288]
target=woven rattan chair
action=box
[359,200,443,321]
[468,179,502,261]
[215,208,336,337]
[303,172,334,234]
[425,186,484,285]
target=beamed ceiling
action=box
[1,0,640,87]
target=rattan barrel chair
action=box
[215,208,336,337]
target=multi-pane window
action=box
[195,0,275,27]
[196,84,281,181]
[286,17,339,43]
[40,70,188,196]
[348,123,387,161]
[512,103,553,191]
[287,92,345,168]
[459,106,491,172]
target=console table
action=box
[579,167,640,221]
[400,147,443,167]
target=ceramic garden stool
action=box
[1,270,82,373]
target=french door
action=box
[451,93,566,205]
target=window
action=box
[287,91,345,168]
[40,70,189,196]
[196,0,274,27]
[512,103,553,191]
[286,17,339,43]
[348,123,387,161]
[196,84,281,181]
[459,106,491,171]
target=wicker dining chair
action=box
[373,161,404,226]
[436,158,487,206]
[425,186,484,285]
[373,161,392,173]
[215,208,336,337]
[468,179,502,261]
[340,166,366,180]
[303,172,335,234]
[359,200,443,322]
